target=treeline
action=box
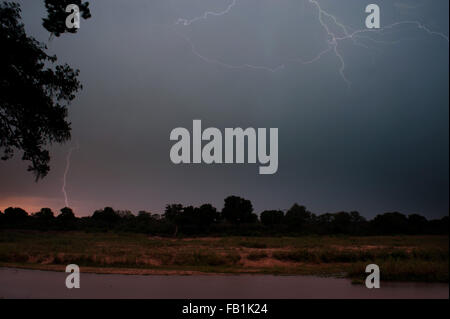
[0,196,448,236]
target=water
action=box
[0,267,448,299]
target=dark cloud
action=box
[1,0,448,218]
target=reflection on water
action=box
[0,267,448,299]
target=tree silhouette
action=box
[222,196,256,224]
[0,2,82,180]
[164,204,183,221]
[284,203,312,231]
[197,204,220,226]
[407,214,428,234]
[260,210,284,226]
[0,200,448,235]
[3,207,28,224]
[58,207,76,221]
[330,211,352,233]
[33,207,55,220]
[137,210,153,221]
[371,212,409,234]
[92,207,120,224]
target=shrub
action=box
[247,251,268,261]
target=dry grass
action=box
[0,230,447,282]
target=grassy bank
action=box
[0,230,448,282]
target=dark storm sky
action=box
[1,0,448,218]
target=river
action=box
[0,267,447,299]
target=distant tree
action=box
[164,204,183,221]
[284,204,312,232]
[197,204,220,226]
[222,196,255,224]
[371,212,409,234]
[3,207,28,224]
[0,2,82,180]
[407,214,428,234]
[116,210,135,220]
[178,205,196,226]
[330,212,353,233]
[313,213,333,234]
[316,213,333,224]
[132,210,168,234]
[92,207,120,223]
[161,204,219,234]
[163,204,184,235]
[137,210,152,221]
[349,211,367,234]
[151,213,162,220]
[427,216,449,235]
[58,207,76,221]
[33,207,55,220]
[43,0,91,37]
[260,210,284,226]
[349,211,366,223]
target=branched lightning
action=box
[174,31,286,72]
[62,143,79,208]
[307,0,352,87]
[338,20,450,43]
[175,0,449,87]
[176,0,238,26]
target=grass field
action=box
[0,231,448,282]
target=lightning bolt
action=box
[175,0,448,88]
[338,20,450,43]
[307,0,352,87]
[62,143,79,208]
[174,31,285,72]
[176,0,238,26]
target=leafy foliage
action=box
[0,2,82,179]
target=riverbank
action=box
[0,231,448,282]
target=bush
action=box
[172,251,240,266]
[247,251,268,261]
[239,241,267,248]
